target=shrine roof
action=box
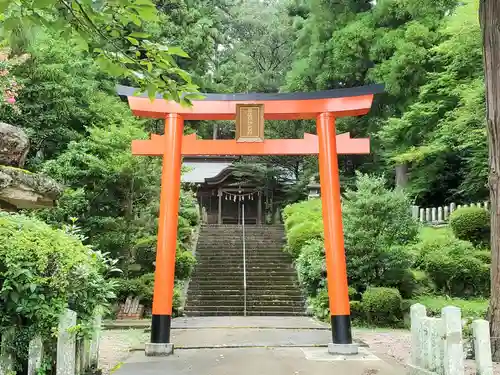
[182,158,233,184]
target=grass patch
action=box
[415,295,488,319]
[419,225,453,241]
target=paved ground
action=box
[112,317,407,375]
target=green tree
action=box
[0,0,200,102]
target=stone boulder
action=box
[0,166,62,210]
[0,122,29,167]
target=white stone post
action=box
[431,208,437,223]
[472,320,493,375]
[437,207,443,223]
[88,311,102,369]
[411,304,427,368]
[428,318,444,374]
[412,205,420,220]
[426,208,431,223]
[56,309,77,375]
[450,203,456,213]
[0,334,12,375]
[444,206,449,221]
[442,306,464,375]
[27,337,43,375]
[420,208,425,223]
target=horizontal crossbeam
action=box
[131,133,370,156]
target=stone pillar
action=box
[28,337,43,375]
[410,303,427,368]
[89,311,102,368]
[56,309,77,375]
[472,320,493,375]
[438,207,443,223]
[442,306,464,375]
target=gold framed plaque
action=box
[235,104,265,142]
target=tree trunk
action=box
[395,163,408,188]
[481,0,500,361]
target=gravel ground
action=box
[99,328,498,375]
[99,329,147,374]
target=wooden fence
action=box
[411,202,489,225]
[409,303,492,375]
[0,309,102,375]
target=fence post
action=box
[450,203,456,213]
[420,208,425,223]
[411,304,427,368]
[472,320,493,375]
[56,309,77,375]
[442,306,464,375]
[412,205,420,220]
[27,337,43,375]
[431,208,437,223]
[88,311,102,369]
[437,207,443,223]
[429,318,444,374]
[444,206,449,221]
[0,334,13,375]
[426,208,431,223]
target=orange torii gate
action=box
[117,84,383,356]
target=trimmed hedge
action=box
[362,287,402,326]
[450,206,489,246]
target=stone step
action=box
[183,311,305,317]
[191,270,296,276]
[183,305,305,313]
[186,299,305,307]
[195,255,291,260]
[190,275,298,280]
[188,285,300,291]
[187,290,304,297]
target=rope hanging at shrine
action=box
[223,189,261,202]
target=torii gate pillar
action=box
[118,83,384,357]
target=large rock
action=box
[0,166,62,209]
[0,122,29,167]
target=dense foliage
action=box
[0,212,116,372]
[449,206,490,246]
[284,174,491,326]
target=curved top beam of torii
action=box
[116,83,384,156]
[116,84,384,121]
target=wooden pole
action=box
[151,114,184,344]
[316,112,352,345]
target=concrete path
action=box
[115,317,406,375]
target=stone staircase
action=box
[185,224,305,316]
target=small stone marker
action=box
[472,320,493,375]
[89,311,102,368]
[56,309,77,375]
[411,303,427,367]
[28,337,43,375]
[441,306,463,375]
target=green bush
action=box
[296,239,325,295]
[348,286,359,300]
[307,287,330,321]
[362,287,402,326]
[343,173,419,291]
[0,212,115,371]
[416,235,489,297]
[286,221,323,258]
[350,301,365,323]
[450,206,490,246]
[475,250,491,264]
[283,199,322,232]
[175,250,197,280]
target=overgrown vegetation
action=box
[0,212,117,372]
[284,173,491,327]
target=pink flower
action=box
[6,97,15,104]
